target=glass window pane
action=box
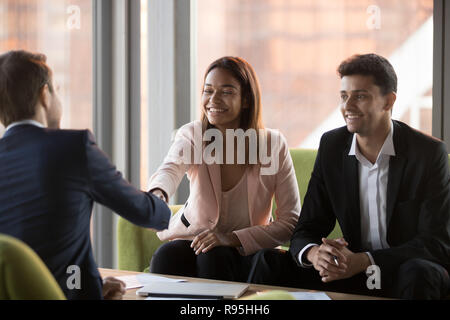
[140,0,148,189]
[197,0,433,149]
[0,0,93,136]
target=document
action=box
[136,281,248,299]
[290,292,331,300]
[116,273,186,289]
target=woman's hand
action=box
[191,229,241,255]
[151,188,168,203]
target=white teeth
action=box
[208,108,226,113]
[346,114,361,119]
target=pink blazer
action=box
[148,121,300,255]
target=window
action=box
[0,0,93,136]
[197,0,433,148]
[140,0,148,189]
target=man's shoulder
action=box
[42,128,93,145]
[319,125,352,149]
[394,120,447,154]
[44,127,91,137]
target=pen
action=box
[333,256,339,266]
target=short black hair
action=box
[337,53,397,95]
[0,50,53,127]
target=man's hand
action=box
[315,238,371,283]
[191,229,241,255]
[102,277,126,300]
[306,237,349,279]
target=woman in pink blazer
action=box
[149,56,300,282]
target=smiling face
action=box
[202,67,246,132]
[340,74,394,138]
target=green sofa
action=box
[117,150,450,272]
[118,148,337,271]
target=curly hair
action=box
[337,53,397,95]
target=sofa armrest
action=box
[117,205,183,272]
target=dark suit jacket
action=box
[0,124,171,299]
[290,120,450,279]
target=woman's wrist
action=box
[150,188,168,203]
[226,232,242,247]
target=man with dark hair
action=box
[0,50,171,299]
[248,53,450,299]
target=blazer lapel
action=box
[342,140,362,248]
[386,122,406,228]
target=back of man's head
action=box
[337,53,397,96]
[0,50,54,127]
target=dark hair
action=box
[0,50,54,127]
[200,56,264,132]
[337,53,397,95]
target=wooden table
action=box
[99,268,390,300]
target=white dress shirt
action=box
[298,121,395,267]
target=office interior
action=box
[0,0,449,270]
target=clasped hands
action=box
[190,229,241,255]
[306,237,371,283]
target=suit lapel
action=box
[342,139,362,248]
[386,122,406,228]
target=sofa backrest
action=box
[288,149,342,239]
[117,151,450,271]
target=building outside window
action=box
[0,0,93,136]
[196,0,433,149]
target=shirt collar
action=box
[5,120,45,133]
[349,120,396,164]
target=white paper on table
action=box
[116,274,187,289]
[290,292,331,300]
[145,296,219,301]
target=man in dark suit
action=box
[0,50,171,299]
[248,53,450,299]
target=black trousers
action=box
[248,249,450,299]
[149,240,256,282]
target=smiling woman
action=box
[200,57,264,134]
[202,68,243,132]
[146,56,301,283]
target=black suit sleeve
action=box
[370,142,450,274]
[289,134,337,265]
[82,130,171,230]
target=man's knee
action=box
[398,259,444,282]
[395,259,449,299]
